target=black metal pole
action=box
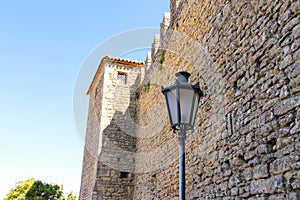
[178,130,186,200]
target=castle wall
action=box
[133,0,300,199]
[170,0,180,22]
[80,0,300,199]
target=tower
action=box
[79,56,144,200]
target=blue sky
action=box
[0,0,169,198]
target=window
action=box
[120,172,129,179]
[118,72,127,85]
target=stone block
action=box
[250,174,284,195]
[291,161,300,169]
[270,157,292,175]
[274,96,300,116]
[255,144,269,156]
[288,192,300,200]
[292,24,300,39]
[290,121,300,134]
[253,164,270,179]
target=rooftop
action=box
[87,56,144,95]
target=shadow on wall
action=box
[93,73,142,200]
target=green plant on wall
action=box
[144,81,151,93]
[159,49,166,70]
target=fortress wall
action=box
[133,0,300,199]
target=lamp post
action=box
[161,71,203,200]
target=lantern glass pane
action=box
[166,89,178,126]
[191,92,200,126]
[179,87,194,124]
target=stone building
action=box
[80,0,300,199]
[79,56,144,200]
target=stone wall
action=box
[133,0,300,199]
[79,70,103,200]
[93,59,142,200]
[170,0,181,22]
[80,0,300,199]
[79,57,143,200]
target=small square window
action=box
[120,172,129,179]
[118,72,127,85]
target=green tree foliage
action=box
[67,192,76,200]
[5,178,76,200]
[4,178,35,200]
[26,180,64,200]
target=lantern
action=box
[161,71,203,131]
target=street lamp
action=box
[161,71,203,200]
